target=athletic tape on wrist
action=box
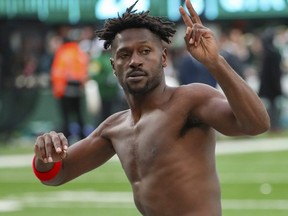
[32,155,62,181]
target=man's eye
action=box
[119,53,129,59]
[141,49,151,55]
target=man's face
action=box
[110,28,167,95]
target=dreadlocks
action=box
[95,0,176,50]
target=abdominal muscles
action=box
[130,153,221,216]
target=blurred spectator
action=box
[218,30,246,79]
[38,34,63,75]
[171,25,216,87]
[51,37,89,140]
[258,28,283,131]
[176,50,217,87]
[162,44,179,87]
[89,50,121,123]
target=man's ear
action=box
[110,58,117,76]
[162,48,168,68]
[110,58,115,69]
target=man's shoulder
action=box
[102,110,130,127]
[176,83,216,95]
[94,110,130,138]
[108,109,129,120]
[170,84,221,108]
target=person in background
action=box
[258,28,283,131]
[51,36,89,140]
[177,50,217,87]
[218,29,246,80]
[88,48,121,123]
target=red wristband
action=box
[32,156,62,181]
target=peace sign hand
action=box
[179,0,220,66]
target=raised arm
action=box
[179,0,270,135]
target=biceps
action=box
[65,137,115,177]
[198,98,244,136]
[80,136,115,170]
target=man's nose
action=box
[129,52,143,68]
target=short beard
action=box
[126,85,150,95]
[125,72,162,96]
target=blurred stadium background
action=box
[0,0,288,215]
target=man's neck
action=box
[126,84,171,123]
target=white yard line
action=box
[0,154,33,168]
[222,199,288,210]
[0,138,287,168]
[1,191,288,212]
[219,172,288,183]
[216,137,288,155]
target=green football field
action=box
[0,137,288,216]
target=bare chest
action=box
[110,110,179,181]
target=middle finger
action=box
[185,0,203,25]
[179,6,193,27]
[50,131,62,153]
[43,133,53,162]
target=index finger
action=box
[179,6,193,27]
[185,0,203,25]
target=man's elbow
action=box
[245,117,271,136]
[40,175,66,187]
[248,124,270,136]
[41,181,63,187]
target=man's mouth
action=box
[127,70,146,77]
[127,70,147,82]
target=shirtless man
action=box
[33,1,270,215]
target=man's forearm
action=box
[207,55,270,134]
